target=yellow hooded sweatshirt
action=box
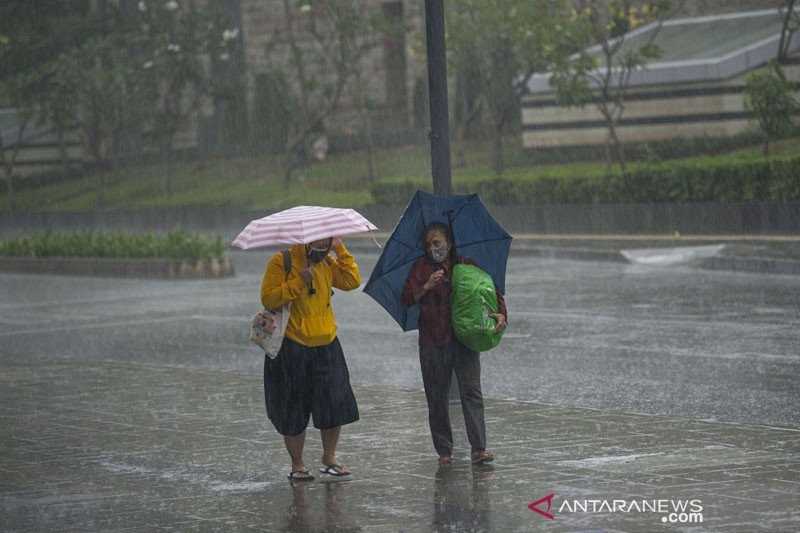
[260,242,361,347]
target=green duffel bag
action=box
[451,263,504,352]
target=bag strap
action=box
[260,250,294,314]
[282,249,292,279]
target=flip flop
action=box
[471,450,495,465]
[287,469,315,481]
[319,464,351,477]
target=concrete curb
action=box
[698,256,800,276]
[515,247,800,275]
[0,255,235,279]
[233,234,800,277]
[506,244,627,262]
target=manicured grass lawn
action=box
[2,135,799,212]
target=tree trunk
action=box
[161,137,173,197]
[455,93,481,170]
[284,161,293,186]
[85,119,106,170]
[1,119,29,214]
[360,85,376,181]
[778,0,797,63]
[284,138,303,186]
[456,131,467,169]
[57,126,69,176]
[605,117,634,196]
[6,174,14,214]
[284,153,295,186]
[612,139,628,177]
[96,172,105,210]
[607,120,628,176]
[3,138,14,213]
[162,158,173,197]
[365,120,376,181]
[492,121,505,176]
[455,73,469,169]
[0,129,11,214]
[282,0,310,186]
[603,140,613,173]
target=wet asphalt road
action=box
[1,250,798,427]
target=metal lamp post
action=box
[424,0,461,403]
[424,0,452,196]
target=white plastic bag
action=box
[250,304,291,358]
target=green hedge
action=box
[0,230,225,260]
[371,156,800,205]
[511,131,769,167]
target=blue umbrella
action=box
[364,190,512,331]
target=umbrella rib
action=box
[367,255,423,283]
[232,206,377,249]
[373,234,511,281]
[455,235,513,248]
[369,237,511,287]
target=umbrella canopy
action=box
[232,206,378,249]
[363,190,512,331]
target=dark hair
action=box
[423,222,452,245]
[423,222,456,263]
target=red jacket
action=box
[402,255,507,348]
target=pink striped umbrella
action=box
[231,205,378,249]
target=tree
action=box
[206,0,250,154]
[0,71,31,213]
[447,0,574,176]
[135,0,238,194]
[1,1,236,207]
[550,1,676,185]
[744,61,798,156]
[0,0,91,213]
[778,0,799,64]
[0,112,29,214]
[268,0,383,184]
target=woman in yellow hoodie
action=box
[261,237,361,481]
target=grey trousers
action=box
[419,341,487,457]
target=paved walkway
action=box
[2,358,798,532]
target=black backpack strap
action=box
[282,250,292,280]
[262,250,294,313]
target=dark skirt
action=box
[264,336,359,436]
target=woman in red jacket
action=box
[402,223,507,465]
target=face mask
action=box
[308,247,329,264]
[428,243,449,263]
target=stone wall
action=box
[522,36,800,148]
[678,0,785,16]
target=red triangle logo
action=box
[528,493,556,520]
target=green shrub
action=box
[370,156,800,205]
[513,131,767,167]
[0,230,225,260]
